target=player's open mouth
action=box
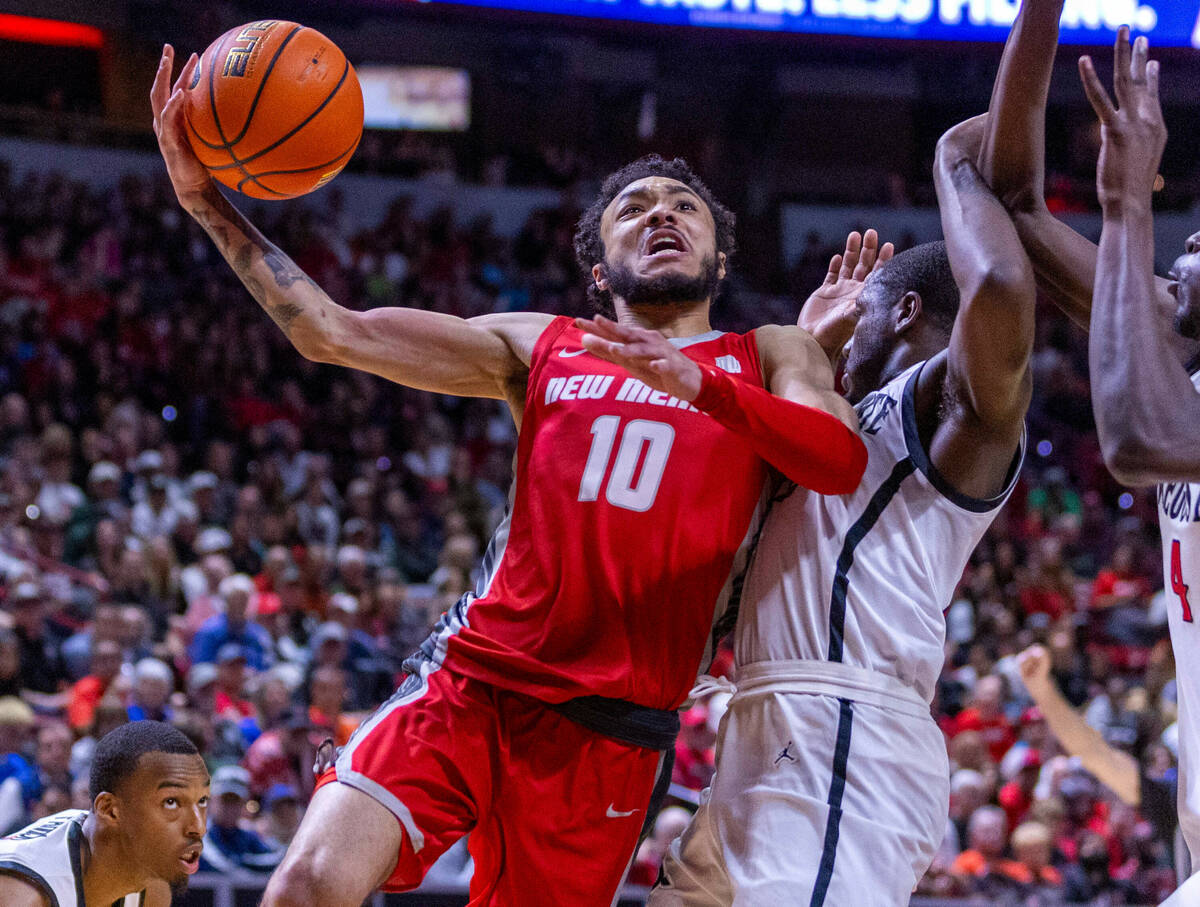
[179,847,202,874]
[642,229,687,259]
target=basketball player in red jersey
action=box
[151,47,867,905]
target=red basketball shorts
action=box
[319,663,669,905]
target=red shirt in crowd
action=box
[951,709,1016,764]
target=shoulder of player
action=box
[0,872,52,907]
[753,324,834,391]
[752,324,825,369]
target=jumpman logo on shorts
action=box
[774,740,796,765]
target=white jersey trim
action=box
[899,363,1026,513]
[732,659,930,719]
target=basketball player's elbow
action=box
[297,308,358,366]
[1102,434,1181,488]
[813,430,868,495]
[965,260,1036,312]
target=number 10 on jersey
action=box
[578,416,675,512]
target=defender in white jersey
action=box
[0,722,208,907]
[651,105,1036,903]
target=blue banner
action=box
[417,0,1200,46]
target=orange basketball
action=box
[184,20,363,200]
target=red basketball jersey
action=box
[434,315,770,711]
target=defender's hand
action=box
[1016,644,1053,690]
[798,230,893,362]
[1079,29,1166,208]
[576,315,703,401]
[151,44,213,205]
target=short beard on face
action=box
[604,254,721,308]
[1176,305,1200,340]
[169,874,190,898]
[843,332,890,405]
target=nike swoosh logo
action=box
[606,804,638,818]
[558,349,587,358]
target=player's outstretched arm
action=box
[1084,33,1200,486]
[575,316,866,494]
[151,45,548,400]
[1016,646,1139,805]
[935,127,1035,437]
[978,0,1062,213]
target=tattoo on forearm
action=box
[188,182,323,336]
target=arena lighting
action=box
[0,13,103,49]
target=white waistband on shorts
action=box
[729,660,931,721]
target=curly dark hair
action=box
[573,155,737,317]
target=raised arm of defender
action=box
[151,46,548,407]
[937,135,1035,432]
[918,124,1033,500]
[1080,35,1200,486]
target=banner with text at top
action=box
[414,0,1200,46]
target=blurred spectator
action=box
[199,765,281,873]
[998,749,1042,830]
[1019,536,1078,621]
[306,665,358,747]
[1009,820,1063,889]
[34,721,73,793]
[61,602,124,683]
[8,582,67,694]
[127,657,174,723]
[257,783,304,850]
[0,697,38,830]
[213,645,255,721]
[243,709,318,800]
[950,806,1021,898]
[950,675,1016,764]
[191,574,272,669]
[1061,832,1139,903]
[673,701,716,792]
[0,629,25,697]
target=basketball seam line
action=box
[207,27,266,195]
[225,24,304,150]
[204,57,352,173]
[185,41,229,150]
[235,136,359,193]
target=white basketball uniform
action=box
[652,361,1023,907]
[1156,373,1200,907]
[0,810,145,906]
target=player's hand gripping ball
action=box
[184,20,363,199]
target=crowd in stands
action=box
[0,157,1186,903]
